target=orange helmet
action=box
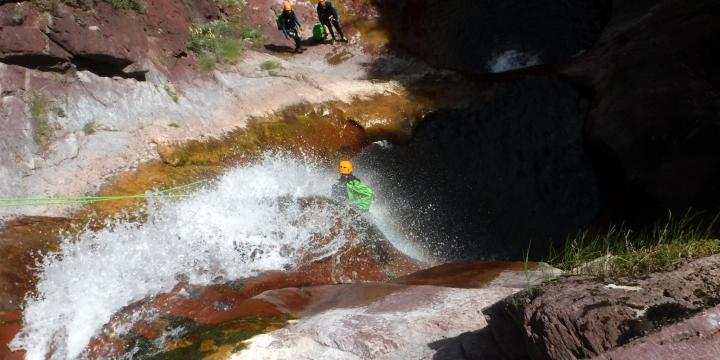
[338,160,353,175]
[318,0,325,4]
[283,2,292,11]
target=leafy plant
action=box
[241,26,264,47]
[187,19,262,70]
[83,121,99,135]
[549,212,720,277]
[168,122,180,128]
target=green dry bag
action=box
[346,179,373,210]
[312,23,326,42]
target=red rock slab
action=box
[0,217,72,311]
[292,283,408,316]
[392,261,538,288]
[595,305,720,360]
[0,311,24,360]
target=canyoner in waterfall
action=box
[331,160,373,211]
[277,2,305,53]
[317,0,346,44]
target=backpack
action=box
[346,180,373,210]
[276,13,283,30]
[312,23,325,41]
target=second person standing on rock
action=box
[278,2,304,52]
[317,0,346,43]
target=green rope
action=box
[0,180,207,207]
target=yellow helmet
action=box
[338,160,353,175]
[283,2,292,11]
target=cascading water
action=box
[10,153,430,360]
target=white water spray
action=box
[11,154,426,360]
[488,50,540,73]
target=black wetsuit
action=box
[279,10,302,51]
[331,174,358,201]
[317,2,345,41]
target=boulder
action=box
[595,305,720,360]
[483,254,720,359]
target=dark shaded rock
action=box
[562,0,720,222]
[374,0,611,74]
[485,255,720,359]
[357,76,599,260]
[594,305,720,360]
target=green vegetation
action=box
[106,0,146,12]
[241,25,265,47]
[12,4,27,24]
[83,121,99,135]
[164,84,180,103]
[549,213,720,277]
[217,0,243,10]
[124,316,289,359]
[260,60,283,72]
[28,92,54,146]
[168,122,180,128]
[187,19,264,70]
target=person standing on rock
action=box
[317,0,346,43]
[279,2,304,52]
[332,160,373,211]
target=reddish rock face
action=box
[596,305,720,360]
[0,311,23,360]
[0,217,73,311]
[483,255,720,360]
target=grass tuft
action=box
[107,0,146,12]
[28,92,54,146]
[549,212,720,277]
[259,60,282,71]
[164,84,180,103]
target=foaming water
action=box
[488,50,540,73]
[11,154,427,360]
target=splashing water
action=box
[488,50,540,73]
[10,154,425,360]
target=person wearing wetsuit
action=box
[279,2,304,52]
[316,0,346,42]
[331,160,373,211]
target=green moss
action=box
[135,316,290,359]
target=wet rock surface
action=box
[483,254,720,360]
[233,262,559,359]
